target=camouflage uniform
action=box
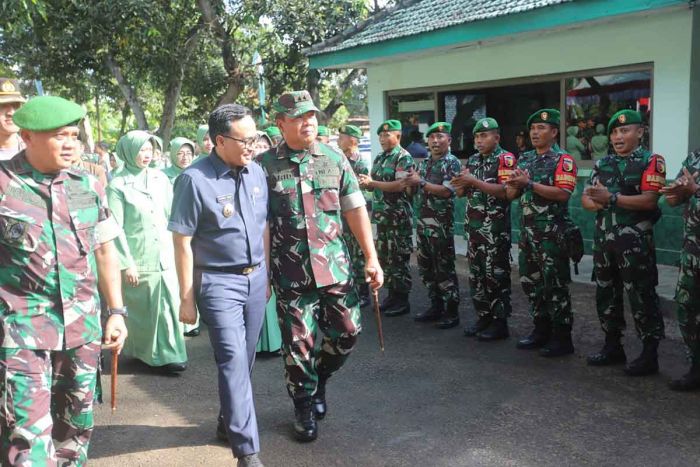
[370,145,415,293]
[674,149,700,363]
[516,147,577,327]
[589,147,666,340]
[463,146,516,320]
[257,141,366,399]
[342,150,370,286]
[0,152,119,466]
[415,152,461,305]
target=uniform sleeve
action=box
[497,152,517,184]
[641,154,666,192]
[339,156,365,212]
[588,159,601,186]
[397,151,415,173]
[553,154,578,192]
[442,158,461,192]
[106,183,135,270]
[168,173,202,236]
[92,175,122,245]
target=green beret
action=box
[272,90,319,118]
[265,126,281,138]
[339,124,362,139]
[377,119,401,135]
[527,108,560,128]
[317,126,330,137]
[473,118,499,134]
[607,109,642,134]
[426,122,452,137]
[13,96,86,131]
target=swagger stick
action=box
[372,289,385,352]
[111,348,118,411]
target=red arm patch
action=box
[497,152,516,184]
[553,154,577,192]
[640,154,666,192]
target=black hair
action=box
[208,104,252,143]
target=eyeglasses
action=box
[221,134,260,150]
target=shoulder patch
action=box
[655,155,665,174]
[562,156,574,173]
[503,153,515,168]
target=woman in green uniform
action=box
[108,130,187,373]
[162,137,195,183]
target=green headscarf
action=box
[149,135,164,168]
[168,137,196,170]
[116,130,155,175]
[196,124,209,156]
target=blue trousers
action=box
[196,265,267,458]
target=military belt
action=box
[200,263,261,275]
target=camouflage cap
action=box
[272,90,320,118]
[265,125,281,138]
[0,78,26,104]
[472,117,499,134]
[376,119,401,135]
[527,108,560,128]
[317,125,330,137]
[607,109,642,134]
[339,124,362,139]
[13,96,85,131]
[426,122,452,137]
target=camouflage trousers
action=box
[593,227,664,341]
[376,224,412,293]
[675,250,700,362]
[467,238,511,319]
[0,340,101,466]
[416,228,459,305]
[342,229,366,285]
[518,228,572,327]
[276,282,361,399]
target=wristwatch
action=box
[419,178,427,189]
[609,192,618,207]
[525,180,534,192]
[108,306,128,318]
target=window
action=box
[387,92,436,148]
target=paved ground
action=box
[90,255,700,467]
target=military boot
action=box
[669,362,700,391]
[312,376,328,420]
[436,300,460,329]
[539,325,574,357]
[587,332,626,366]
[414,298,443,322]
[293,397,318,442]
[379,291,396,313]
[358,284,371,308]
[464,315,492,337]
[477,318,509,341]
[624,338,659,376]
[384,292,410,317]
[516,317,552,350]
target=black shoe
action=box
[152,362,187,374]
[516,318,552,350]
[384,293,410,317]
[293,398,318,442]
[539,327,574,357]
[587,333,626,366]
[359,284,371,308]
[379,292,395,313]
[464,316,492,337]
[414,300,443,322]
[669,363,700,391]
[216,414,228,442]
[312,377,328,420]
[477,318,509,341]
[184,327,200,337]
[435,301,460,329]
[624,339,659,376]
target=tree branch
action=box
[104,52,148,130]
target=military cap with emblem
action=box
[426,122,452,137]
[265,126,281,138]
[607,109,643,135]
[472,117,499,134]
[527,108,560,128]
[376,119,401,135]
[13,95,86,131]
[0,78,26,104]
[339,124,362,139]
[272,90,320,118]
[317,125,330,137]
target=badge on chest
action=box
[217,194,235,218]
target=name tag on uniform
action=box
[216,194,234,204]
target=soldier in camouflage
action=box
[583,109,666,376]
[452,118,515,341]
[405,122,461,329]
[257,91,383,443]
[0,96,127,466]
[338,124,372,307]
[663,148,700,390]
[358,119,414,317]
[506,109,577,357]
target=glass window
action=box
[565,70,652,164]
[387,93,435,150]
